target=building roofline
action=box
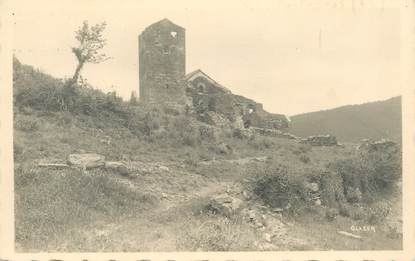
[144,18,185,31]
[185,69,232,94]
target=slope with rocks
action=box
[13,59,402,251]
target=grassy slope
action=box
[14,110,401,251]
[289,96,402,143]
[13,60,402,251]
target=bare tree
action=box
[70,21,110,87]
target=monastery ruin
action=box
[138,18,289,130]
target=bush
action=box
[183,153,199,167]
[253,164,307,213]
[325,208,339,221]
[319,170,346,207]
[248,135,274,150]
[15,118,39,132]
[299,154,310,164]
[168,116,201,147]
[55,112,73,126]
[329,146,401,204]
[177,214,256,251]
[199,125,217,142]
[14,141,23,159]
[367,201,391,224]
[291,144,312,155]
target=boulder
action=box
[264,233,272,243]
[242,190,252,200]
[158,165,170,172]
[209,194,243,217]
[67,153,105,169]
[105,161,129,176]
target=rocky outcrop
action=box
[208,194,243,217]
[105,161,129,176]
[67,153,105,169]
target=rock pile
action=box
[66,153,133,175]
[358,139,399,154]
[304,181,322,205]
[202,111,231,128]
[300,135,338,146]
[250,127,300,141]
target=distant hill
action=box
[288,97,402,143]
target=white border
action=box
[1,0,414,260]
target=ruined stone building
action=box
[139,19,186,105]
[138,19,289,129]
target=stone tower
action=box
[139,19,186,105]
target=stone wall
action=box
[186,73,289,130]
[300,135,338,146]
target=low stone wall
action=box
[300,135,338,146]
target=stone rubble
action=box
[300,135,338,146]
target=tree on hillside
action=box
[129,91,139,106]
[69,20,110,87]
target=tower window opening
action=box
[171,31,177,38]
[197,83,205,92]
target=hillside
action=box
[289,97,402,143]
[13,59,402,252]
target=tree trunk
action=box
[70,61,84,87]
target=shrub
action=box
[16,118,39,132]
[183,153,199,167]
[367,201,391,224]
[199,125,217,142]
[168,116,201,147]
[299,154,310,164]
[13,141,23,160]
[329,146,401,204]
[55,112,73,126]
[325,207,339,221]
[143,111,161,135]
[248,135,274,150]
[291,144,312,155]
[319,170,346,207]
[177,214,256,251]
[338,203,351,217]
[253,164,307,213]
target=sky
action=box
[12,0,401,116]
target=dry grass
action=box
[14,109,402,251]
